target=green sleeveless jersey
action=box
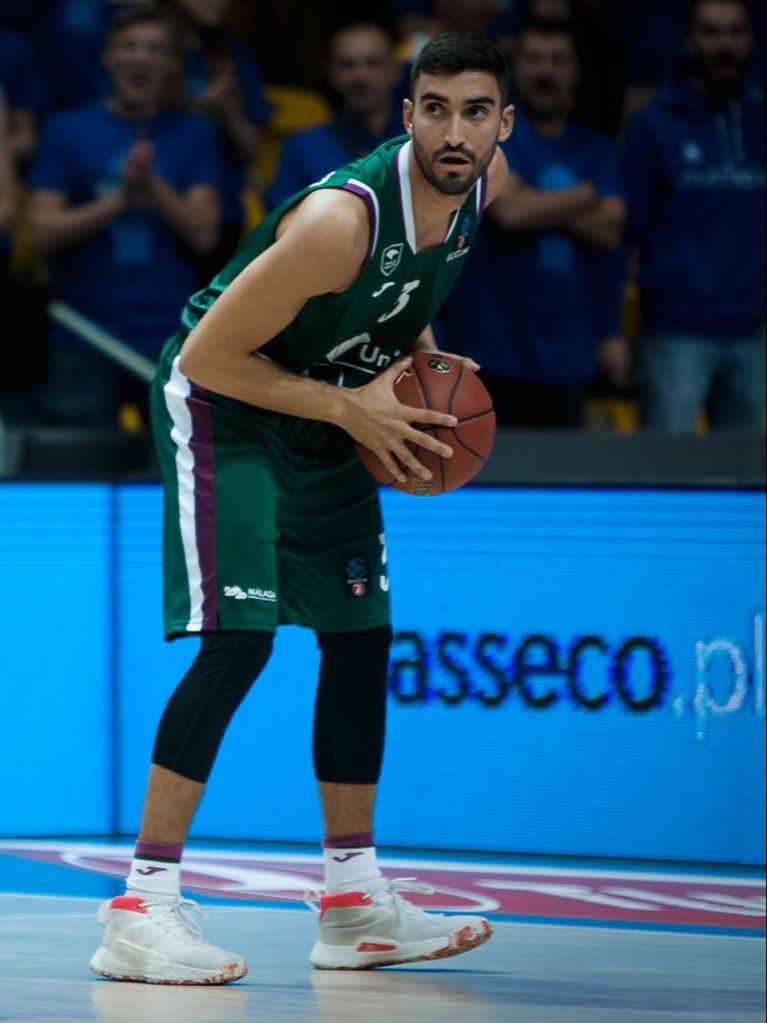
[174,135,489,389]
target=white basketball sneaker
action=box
[306,877,492,970]
[89,894,247,985]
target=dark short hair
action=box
[411,32,509,103]
[106,4,180,50]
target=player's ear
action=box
[403,98,414,136]
[498,103,514,143]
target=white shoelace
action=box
[149,897,209,942]
[303,876,439,920]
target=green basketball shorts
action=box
[151,344,391,638]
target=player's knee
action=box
[153,630,274,783]
[316,624,393,700]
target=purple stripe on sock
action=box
[322,831,374,849]
[187,383,218,630]
[341,183,377,268]
[135,840,183,862]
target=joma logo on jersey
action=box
[380,243,403,276]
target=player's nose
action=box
[443,113,466,148]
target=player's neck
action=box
[408,148,469,251]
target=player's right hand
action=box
[341,357,457,484]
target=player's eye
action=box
[425,102,443,115]
[467,106,488,118]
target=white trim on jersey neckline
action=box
[164,356,204,632]
[396,141,418,253]
[397,139,483,252]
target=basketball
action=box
[355,352,496,496]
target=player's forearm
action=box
[491,182,596,232]
[28,191,126,254]
[148,177,219,254]
[179,342,352,427]
[411,325,438,352]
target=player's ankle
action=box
[322,832,382,892]
[126,839,183,898]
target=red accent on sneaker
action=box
[319,891,373,919]
[110,896,148,914]
[356,941,398,953]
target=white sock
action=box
[126,857,181,900]
[323,845,382,892]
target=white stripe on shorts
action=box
[164,355,204,631]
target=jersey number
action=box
[377,280,420,323]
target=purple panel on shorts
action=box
[341,183,377,268]
[187,383,218,630]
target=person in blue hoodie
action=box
[623,0,765,431]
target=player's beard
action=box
[411,128,496,196]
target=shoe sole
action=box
[309,920,493,970]
[89,947,247,986]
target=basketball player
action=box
[90,32,513,984]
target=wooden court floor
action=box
[1,891,764,1023]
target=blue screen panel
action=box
[116,485,765,863]
[0,484,113,835]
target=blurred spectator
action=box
[0,25,45,164]
[397,0,509,60]
[0,91,12,236]
[441,19,627,428]
[164,0,271,265]
[27,5,223,426]
[623,0,766,432]
[267,22,401,210]
[504,0,636,136]
[624,0,764,121]
[32,1,149,114]
[0,89,46,424]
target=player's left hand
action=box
[430,350,481,373]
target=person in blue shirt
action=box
[624,0,764,123]
[0,25,45,163]
[165,0,271,266]
[441,18,628,427]
[27,5,223,426]
[267,22,402,211]
[623,0,765,432]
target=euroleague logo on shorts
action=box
[345,556,369,598]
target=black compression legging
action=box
[312,624,392,785]
[152,630,273,783]
[152,625,392,785]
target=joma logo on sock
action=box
[135,866,168,875]
[332,852,363,863]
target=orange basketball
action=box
[355,352,496,496]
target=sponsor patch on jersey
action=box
[223,585,276,602]
[380,243,403,276]
[447,214,472,261]
[345,556,369,597]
